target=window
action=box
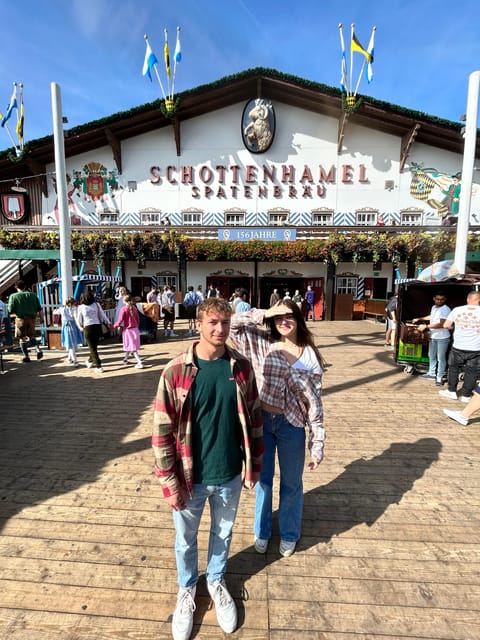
[268,209,289,226]
[335,276,358,295]
[224,209,245,226]
[156,274,177,289]
[182,209,202,226]
[312,209,333,226]
[99,209,118,224]
[141,211,161,225]
[355,210,377,226]
[400,209,423,226]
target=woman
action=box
[76,290,112,373]
[230,298,325,557]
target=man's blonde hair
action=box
[196,297,232,320]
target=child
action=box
[112,294,144,368]
[60,296,83,366]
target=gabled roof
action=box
[0,67,475,183]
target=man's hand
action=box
[165,489,188,511]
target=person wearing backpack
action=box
[183,286,200,336]
[384,293,398,347]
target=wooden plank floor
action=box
[1,319,479,639]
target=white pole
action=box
[51,82,73,302]
[454,70,480,274]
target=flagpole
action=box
[51,82,73,302]
[349,24,355,100]
[2,121,20,153]
[454,70,480,274]
[353,60,367,97]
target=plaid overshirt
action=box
[152,342,263,498]
[230,310,325,463]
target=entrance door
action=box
[206,276,253,303]
[130,276,153,300]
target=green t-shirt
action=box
[8,291,41,317]
[192,353,243,484]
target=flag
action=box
[142,39,158,81]
[351,32,372,63]
[366,28,375,83]
[164,31,171,78]
[340,51,347,93]
[1,85,17,127]
[174,27,181,63]
[16,84,24,145]
[339,25,347,93]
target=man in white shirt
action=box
[438,291,480,402]
[414,292,451,386]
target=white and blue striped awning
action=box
[38,274,121,289]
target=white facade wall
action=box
[41,100,479,227]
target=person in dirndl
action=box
[112,294,144,369]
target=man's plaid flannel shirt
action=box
[152,342,264,498]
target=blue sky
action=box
[0,0,479,153]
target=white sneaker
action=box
[94,367,104,373]
[85,359,93,369]
[172,586,196,640]
[279,539,296,557]
[170,332,179,337]
[460,396,471,404]
[438,390,457,400]
[207,578,237,634]
[443,408,469,426]
[135,363,144,369]
[254,538,269,553]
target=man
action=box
[414,292,451,385]
[0,293,13,347]
[233,289,251,313]
[269,288,280,307]
[152,297,263,640]
[161,285,178,337]
[182,285,201,336]
[439,291,480,402]
[195,285,204,302]
[305,285,315,321]
[146,285,158,303]
[7,280,44,362]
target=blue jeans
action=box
[0,316,13,346]
[254,411,305,542]
[427,337,450,379]
[173,474,242,589]
[306,302,315,321]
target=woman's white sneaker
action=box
[279,540,296,557]
[254,537,269,553]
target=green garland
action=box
[0,228,458,266]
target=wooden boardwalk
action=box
[0,320,479,639]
